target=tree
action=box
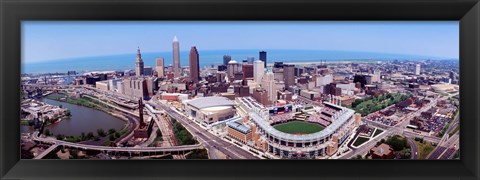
[64,110,71,116]
[44,129,51,136]
[386,135,407,151]
[56,134,65,140]
[97,129,106,137]
[87,132,94,139]
[352,99,363,108]
[109,134,116,141]
[186,149,209,159]
[44,117,50,124]
[70,149,79,159]
[108,128,116,134]
[114,132,121,139]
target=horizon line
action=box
[23,48,459,64]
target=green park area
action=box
[352,136,370,147]
[373,128,383,137]
[351,93,411,116]
[172,119,197,145]
[274,121,324,134]
[414,138,435,160]
[46,93,115,112]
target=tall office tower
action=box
[372,69,381,83]
[247,56,255,64]
[143,66,153,76]
[223,55,232,66]
[227,60,241,79]
[253,60,265,84]
[189,46,200,83]
[449,71,456,81]
[259,51,267,68]
[283,64,295,89]
[155,57,165,78]
[262,71,276,102]
[242,64,254,79]
[415,64,421,75]
[172,36,181,77]
[135,47,145,77]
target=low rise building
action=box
[370,143,395,159]
[95,80,109,91]
[227,121,253,144]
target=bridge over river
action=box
[32,131,203,159]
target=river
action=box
[21,97,126,136]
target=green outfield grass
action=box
[273,121,324,134]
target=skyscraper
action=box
[189,46,200,83]
[449,71,456,81]
[242,64,254,79]
[223,55,232,66]
[247,56,255,64]
[227,60,241,80]
[259,51,267,68]
[415,64,421,75]
[283,64,295,89]
[172,36,181,78]
[262,71,276,102]
[156,57,165,78]
[254,60,265,84]
[135,47,144,77]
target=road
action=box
[32,131,201,154]
[406,138,418,159]
[116,114,140,145]
[427,132,459,160]
[150,98,259,159]
[34,144,59,159]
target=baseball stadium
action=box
[249,102,361,159]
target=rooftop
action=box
[372,143,393,156]
[227,121,251,134]
[186,96,236,109]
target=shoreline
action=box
[22,58,459,75]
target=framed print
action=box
[1,0,479,179]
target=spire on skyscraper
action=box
[173,35,178,42]
[135,47,144,77]
[136,46,142,61]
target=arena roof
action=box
[186,96,236,109]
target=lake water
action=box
[22,49,449,74]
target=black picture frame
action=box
[1,0,479,179]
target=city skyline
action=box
[20,21,460,160]
[22,21,459,63]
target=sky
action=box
[22,21,459,64]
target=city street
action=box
[150,97,258,159]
